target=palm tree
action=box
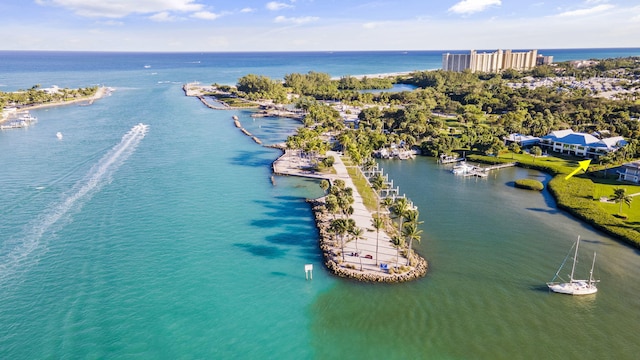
[337,194,354,217]
[330,218,350,261]
[370,174,386,195]
[380,197,393,214]
[325,194,340,219]
[362,157,376,179]
[403,209,424,265]
[531,146,542,162]
[349,226,365,270]
[371,215,384,266]
[391,235,403,265]
[392,197,411,239]
[319,179,330,194]
[610,187,632,215]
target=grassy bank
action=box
[469,152,640,249]
[342,158,379,211]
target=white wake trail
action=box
[0,123,149,283]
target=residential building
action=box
[618,161,640,183]
[539,129,626,159]
[536,55,554,66]
[442,49,544,73]
[505,133,540,147]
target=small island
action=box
[1,85,111,128]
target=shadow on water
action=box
[247,195,321,260]
[264,228,315,247]
[580,237,610,246]
[233,243,287,259]
[230,149,276,168]
[530,284,551,293]
[526,207,560,214]
[253,197,314,227]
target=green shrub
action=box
[514,179,544,191]
[548,176,640,249]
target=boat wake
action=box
[0,123,149,284]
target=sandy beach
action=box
[1,86,111,124]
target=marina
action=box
[450,161,517,177]
[272,148,426,282]
[0,111,37,130]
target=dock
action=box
[452,161,517,178]
[438,155,465,164]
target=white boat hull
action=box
[547,281,598,295]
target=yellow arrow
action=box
[564,159,592,180]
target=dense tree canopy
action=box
[0,85,98,110]
[234,57,640,161]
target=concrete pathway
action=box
[273,150,408,271]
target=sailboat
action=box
[547,236,598,295]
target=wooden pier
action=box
[462,162,517,178]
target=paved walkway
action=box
[273,150,408,271]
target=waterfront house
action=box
[505,133,540,147]
[539,129,626,159]
[618,161,640,183]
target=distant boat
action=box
[547,236,598,295]
[451,161,474,175]
[56,132,63,140]
[144,65,151,68]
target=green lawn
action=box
[593,183,640,221]
[345,165,379,212]
[471,151,640,247]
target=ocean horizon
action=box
[1,48,640,359]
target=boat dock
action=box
[0,111,38,130]
[438,154,465,164]
[452,161,517,178]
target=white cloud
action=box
[240,8,256,13]
[37,0,204,18]
[449,0,501,15]
[149,11,177,22]
[266,2,294,11]
[363,22,379,29]
[96,20,124,26]
[191,11,221,20]
[556,4,615,17]
[274,16,318,24]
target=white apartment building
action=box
[442,49,542,73]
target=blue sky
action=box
[1,0,638,51]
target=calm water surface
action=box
[0,50,639,359]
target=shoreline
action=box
[1,86,111,124]
[273,149,428,282]
[185,82,428,282]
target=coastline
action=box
[273,149,428,282]
[1,86,111,124]
[186,80,429,282]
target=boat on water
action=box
[547,236,599,295]
[451,161,474,175]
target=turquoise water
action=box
[1,50,640,359]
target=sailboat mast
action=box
[570,236,580,281]
[589,252,597,285]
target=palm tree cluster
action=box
[321,179,363,265]
[390,197,423,266]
